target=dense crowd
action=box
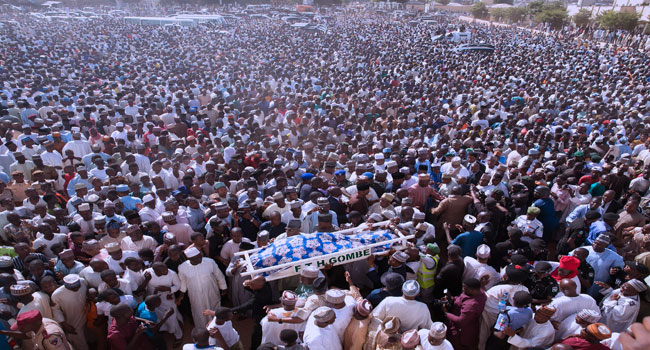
[0,4,649,350]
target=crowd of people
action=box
[0,3,650,350]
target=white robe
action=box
[600,288,641,333]
[261,307,306,345]
[51,281,89,350]
[79,266,103,289]
[507,319,555,350]
[303,311,342,350]
[463,257,499,290]
[144,267,183,339]
[62,140,92,158]
[178,258,227,327]
[554,314,583,342]
[98,278,133,295]
[18,292,54,319]
[549,294,599,325]
[330,296,355,342]
[372,296,433,332]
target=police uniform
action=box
[528,275,559,301]
[577,261,595,293]
[33,318,73,350]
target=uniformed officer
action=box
[0,309,72,350]
[527,261,559,305]
[572,247,595,294]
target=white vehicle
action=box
[433,31,472,43]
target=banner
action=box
[249,230,397,278]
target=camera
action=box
[431,298,452,310]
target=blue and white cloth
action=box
[250,230,397,276]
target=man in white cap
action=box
[463,244,499,290]
[597,279,646,332]
[419,322,453,350]
[303,306,341,350]
[445,214,483,258]
[62,131,92,159]
[368,192,396,216]
[104,242,138,275]
[51,274,88,350]
[262,290,305,345]
[505,305,556,350]
[120,224,157,252]
[12,283,55,319]
[324,289,355,342]
[178,246,227,327]
[441,156,469,180]
[138,194,160,223]
[162,211,193,246]
[373,280,433,332]
[401,329,420,350]
[143,262,183,342]
[262,191,290,220]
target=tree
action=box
[506,7,528,24]
[573,9,592,28]
[534,3,568,30]
[527,0,545,16]
[437,0,451,5]
[617,11,639,30]
[471,2,489,20]
[494,0,514,4]
[598,10,639,31]
[491,8,507,22]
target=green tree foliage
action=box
[491,8,507,22]
[494,0,514,4]
[527,0,545,16]
[533,2,568,30]
[598,10,639,31]
[573,9,592,28]
[471,2,489,20]
[437,0,451,5]
[506,7,528,23]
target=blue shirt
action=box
[533,198,558,237]
[53,260,84,276]
[577,246,624,283]
[451,230,483,258]
[586,221,616,251]
[119,196,143,212]
[66,175,92,197]
[81,152,111,169]
[135,302,157,338]
[505,306,534,330]
[105,214,127,226]
[188,207,206,232]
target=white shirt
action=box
[463,257,499,290]
[507,319,555,350]
[33,234,68,259]
[372,297,433,332]
[549,294,599,324]
[303,308,342,350]
[207,318,239,347]
[513,215,544,243]
[600,287,641,333]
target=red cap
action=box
[10,310,42,330]
[559,256,580,271]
